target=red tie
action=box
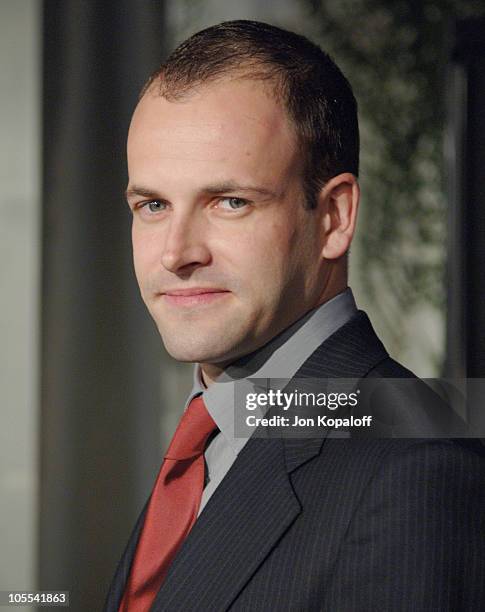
[119,396,217,611]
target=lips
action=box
[164,288,227,296]
[161,288,230,306]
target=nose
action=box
[160,211,211,274]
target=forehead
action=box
[127,78,299,188]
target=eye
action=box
[217,197,249,211]
[142,200,167,213]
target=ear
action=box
[318,173,360,260]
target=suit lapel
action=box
[103,500,149,611]
[283,310,388,472]
[149,311,389,610]
[106,310,389,611]
[294,310,388,379]
[150,436,300,611]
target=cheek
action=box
[132,224,158,266]
[254,216,301,272]
[240,218,298,288]
[258,214,320,296]
[254,212,295,252]
[131,225,161,291]
[236,219,290,268]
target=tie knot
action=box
[164,396,217,460]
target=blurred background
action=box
[1,0,484,610]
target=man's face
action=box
[127,78,329,369]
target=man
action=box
[105,20,485,611]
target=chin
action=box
[160,332,237,365]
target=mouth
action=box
[160,288,231,307]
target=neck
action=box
[199,363,226,387]
[316,259,348,306]
[199,282,349,388]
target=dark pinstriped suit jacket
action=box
[104,311,485,611]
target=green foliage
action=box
[302,0,484,363]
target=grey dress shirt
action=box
[183,288,357,516]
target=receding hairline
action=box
[138,65,304,167]
[136,22,359,208]
[141,60,289,103]
[136,69,304,185]
[134,71,304,182]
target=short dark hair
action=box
[143,20,359,209]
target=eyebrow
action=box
[202,181,277,198]
[125,181,278,201]
[125,185,161,200]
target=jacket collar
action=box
[282,310,388,473]
[105,309,388,612]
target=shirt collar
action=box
[185,288,357,454]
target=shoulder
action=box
[318,438,485,609]
[367,355,416,378]
[317,436,485,491]
[292,436,485,521]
